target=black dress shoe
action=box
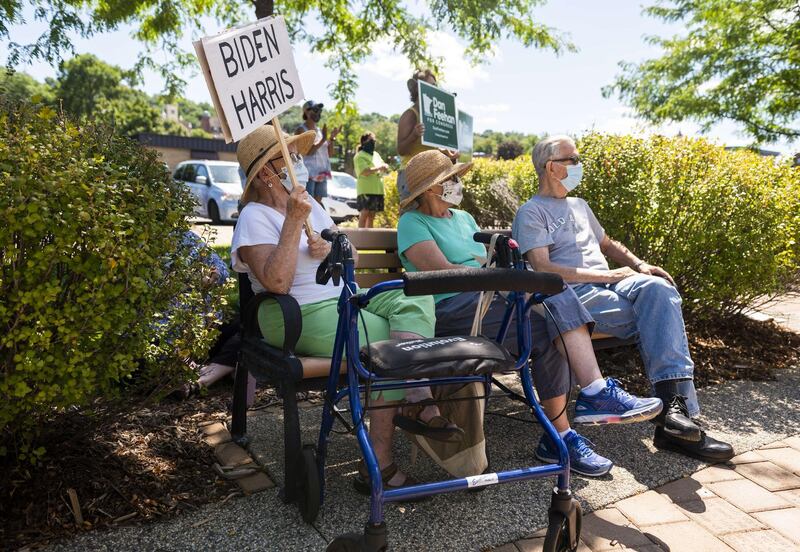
[653,426,735,462]
[653,395,702,442]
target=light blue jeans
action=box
[572,274,700,416]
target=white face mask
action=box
[278,160,309,193]
[559,163,583,192]
[437,179,463,206]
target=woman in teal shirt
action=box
[354,132,389,228]
[397,150,663,478]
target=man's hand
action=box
[379,163,390,173]
[286,185,312,224]
[638,263,676,287]
[330,126,342,140]
[413,122,425,137]
[608,266,638,283]
[307,232,331,260]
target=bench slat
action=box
[356,272,403,288]
[344,228,398,250]
[356,253,404,269]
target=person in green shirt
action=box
[354,132,389,228]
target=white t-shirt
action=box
[231,200,341,305]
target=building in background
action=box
[136,134,237,170]
[200,111,223,137]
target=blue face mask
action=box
[559,163,583,192]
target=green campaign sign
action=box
[419,80,459,150]
[457,110,473,162]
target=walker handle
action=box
[402,268,564,296]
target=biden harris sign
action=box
[194,16,304,143]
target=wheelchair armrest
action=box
[241,291,302,356]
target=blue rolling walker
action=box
[301,230,582,552]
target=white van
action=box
[173,160,244,223]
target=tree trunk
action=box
[254,0,274,18]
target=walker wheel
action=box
[298,444,321,523]
[326,533,366,552]
[327,523,388,552]
[543,498,582,552]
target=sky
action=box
[3,1,796,154]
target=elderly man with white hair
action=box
[512,135,734,462]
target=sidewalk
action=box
[753,291,800,334]
[45,368,800,552]
[494,436,800,552]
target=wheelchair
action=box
[232,230,583,552]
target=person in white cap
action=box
[294,100,340,205]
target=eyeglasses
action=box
[550,155,581,165]
[269,152,303,166]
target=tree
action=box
[0,69,52,104]
[496,140,525,160]
[55,54,129,119]
[1,1,574,111]
[52,54,165,135]
[95,90,164,136]
[605,0,800,143]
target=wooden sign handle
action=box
[272,116,314,239]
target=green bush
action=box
[380,136,800,315]
[0,102,227,460]
[374,171,400,228]
[577,133,800,314]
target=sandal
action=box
[352,461,427,502]
[393,404,465,443]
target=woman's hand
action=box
[414,122,425,137]
[286,185,312,224]
[307,233,331,260]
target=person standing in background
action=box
[354,132,389,228]
[396,69,458,208]
[295,100,341,205]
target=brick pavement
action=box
[495,435,800,551]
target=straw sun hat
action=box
[237,124,316,203]
[400,150,473,209]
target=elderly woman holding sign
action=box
[231,124,455,494]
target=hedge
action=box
[0,102,228,461]
[377,134,800,315]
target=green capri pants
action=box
[258,289,435,401]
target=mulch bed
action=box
[2,315,798,551]
[598,314,800,396]
[0,389,272,551]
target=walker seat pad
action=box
[360,336,515,379]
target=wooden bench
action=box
[345,228,626,347]
[230,227,632,506]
